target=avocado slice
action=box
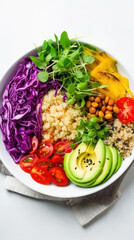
[114,153,122,173]
[68,139,106,184]
[68,142,87,180]
[103,146,118,182]
[90,146,112,187]
[64,153,96,188]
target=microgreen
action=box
[74,117,109,145]
[30,31,107,107]
[37,71,49,82]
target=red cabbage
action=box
[0,58,61,163]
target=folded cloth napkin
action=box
[0,159,131,227]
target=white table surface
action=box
[0,0,134,239]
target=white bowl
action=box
[0,46,134,200]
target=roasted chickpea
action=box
[91,102,98,108]
[99,111,104,118]
[105,110,112,115]
[98,102,102,108]
[108,117,114,122]
[89,96,95,102]
[108,98,115,106]
[86,101,91,108]
[107,105,113,111]
[113,106,120,114]
[102,100,106,106]
[99,93,105,99]
[95,97,101,103]
[101,106,106,112]
[105,113,113,120]
[96,110,99,117]
[105,96,110,104]
[89,107,96,114]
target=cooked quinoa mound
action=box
[42,90,87,142]
[104,119,134,158]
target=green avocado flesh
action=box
[69,139,106,183]
[64,139,123,188]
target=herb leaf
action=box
[37,71,49,82]
[60,31,71,49]
[29,56,47,69]
[83,54,95,64]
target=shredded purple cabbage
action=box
[0,58,62,163]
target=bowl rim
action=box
[0,43,134,200]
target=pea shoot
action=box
[30,31,107,107]
[74,117,109,145]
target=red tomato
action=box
[34,158,54,170]
[19,154,39,173]
[37,141,53,158]
[51,154,64,164]
[53,141,77,156]
[30,165,52,184]
[49,167,68,186]
[30,136,39,154]
[117,97,134,124]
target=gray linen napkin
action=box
[0,159,128,226]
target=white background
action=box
[0,0,134,239]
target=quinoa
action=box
[41,90,87,142]
[104,119,134,158]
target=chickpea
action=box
[105,110,112,115]
[113,106,120,114]
[108,98,115,106]
[86,101,91,108]
[108,117,114,122]
[105,113,113,120]
[105,96,110,104]
[102,100,106,106]
[99,111,104,118]
[89,96,95,102]
[98,102,102,108]
[99,93,105,99]
[95,97,101,103]
[96,110,99,117]
[101,106,106,112]
[107,105,113,111]
[89,107,96,114]
[91,102,98,108]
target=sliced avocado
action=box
[114,153,122,173]
[64,153,96,188]
[90,146,112,187]
[68,143,87,180]
[103,146,118,182]
[69,139,106,184]
[81,139,106,183]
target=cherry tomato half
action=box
[49,167,68,186]
[30,136,39,154]
[34,158,54,170]
[51,154,64,164]
[37,141,53,158]
[117,97,134,124]
[30,165,52,184]
[19,154,39,173]
[53,141,77,156]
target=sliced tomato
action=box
[49,167,68,186]
[19,154,39,173]
[37,141,53,158]
[53,141,77,156]
[30,136,39,154]
[30,165,52,184]
[34,158,54,170]
[117,97,134,124]
[51,154,64,164]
